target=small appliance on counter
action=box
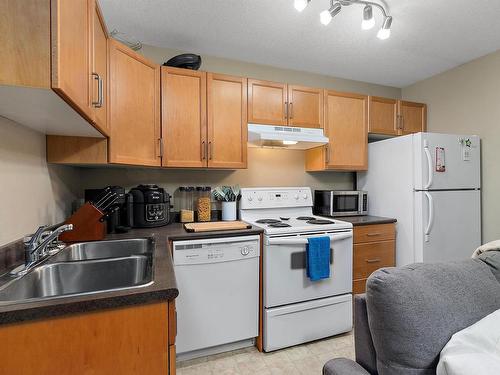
[313,190,368,217]
[85,186,131,233]
[128,184,171,228]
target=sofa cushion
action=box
[477,251,500,283]
[366,260,500,375]
[323,358,371,375]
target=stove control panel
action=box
[240,187,313,209]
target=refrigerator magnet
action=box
[436,147,446,172]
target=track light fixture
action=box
[294,0,393,39]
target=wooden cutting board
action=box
[184,221,252,232]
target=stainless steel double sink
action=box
[0,238,154,305]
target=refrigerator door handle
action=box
[424,192,434,242]
[423,141,434,189]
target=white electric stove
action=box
[240,187,354,352]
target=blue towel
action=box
[306,236,331,281]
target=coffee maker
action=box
[84,186,132,233]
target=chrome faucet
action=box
[10,224,73,277]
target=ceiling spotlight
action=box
[361,5,375,30]
[320,1,342,25]
[294,0,310,12]
[377,15,393,40]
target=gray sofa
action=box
[324,252,500,375]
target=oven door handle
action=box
[267,232,352,246]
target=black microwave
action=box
[313,190,368,217]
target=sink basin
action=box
[0,255,153,305]
[51,238,153,262]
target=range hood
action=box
[247,124,329,150]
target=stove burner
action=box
[307,219,335,225]
[296,216,316,221]
[268,222,292,228]
[256,219,281,224]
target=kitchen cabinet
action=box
[399,100,427,135]
[89,0,109,133]
[108,39,161,166]
[352,223,396,294]
[0,0,105,137]
[0,302,174,374]
[368,96,398,136]
[162,68,247,169]
[207,73,248,169]
[161,67,207,168]
[305,90,368,171]
[369,97,427,136]
[248,79,323,128]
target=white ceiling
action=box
[99,0,500,88]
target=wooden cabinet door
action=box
[287,85,323,128]
[247,79,287,126]
[399,101,427,135]
[89,0,108,134]
[324,91,368,170]
[368,96,398,135]
[51,0,92,121]
[207,73,247,169]
[108,40,161,166]
[162,67,207,168]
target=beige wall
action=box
[403,50,500,243]
[0,117,80,246]
[141,44,401,98]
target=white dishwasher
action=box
[173,235,260,360]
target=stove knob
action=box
[302,194,308,199]
[241,246,250,256]
[247,196,253,202]
[294,194,299,200]
[257,196,263,202]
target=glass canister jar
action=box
[180,186,194,223]
[197,186,212,222]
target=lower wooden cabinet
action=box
[0,302,174,374]
[305,90,368,171]
[352,223,396,294]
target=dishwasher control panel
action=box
[173,235,260,265]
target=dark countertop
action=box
[335,215,397,226]
[0,222,262,325]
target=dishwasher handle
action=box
[267,232,352,246]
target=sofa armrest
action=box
[323,358,371,375]
[354,294,377,374]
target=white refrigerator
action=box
[358,133,481,266]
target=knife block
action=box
[59,203,106,243]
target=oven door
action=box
[264,231,353,308]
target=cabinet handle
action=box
[366,232,382,237]
[97,75,103,108]
[289,102,293,119]
[365,258,381,264]
[201,141,206,160]
[285,101,288,119]
[400,115,405,131]
[158,138,164,158]
[325,144,330,164]
[208,141,213,160]
[91,73,100,107]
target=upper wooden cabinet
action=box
[399,101,427,135]
[368,96,398,136]
[0,0,105,137]
[89,0,108,133]
[287,85,323,128]
[108,39,161,166]
[162,68,247,169]
[207,73,248,169]
[248,79,323,129]
[248,79,287,126]
[306,90,368,171]
[161,67,207,168]
[369,97,426,136]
